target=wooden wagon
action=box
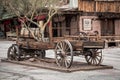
[7,27,105,68]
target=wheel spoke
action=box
[66,59,71,64]
[93,58,97,65]
[60,42,63,50]
[11,48,14,52]
[96,56,100,61]
[92,59,95,65]
[63,42,67,50]
[57,43,62,50]
[64,43,70,52]
[97,52,101,53]
[90,58,93,64]
[94,58,98,64]
[65,47,70,52]
[64,59,70,67]
[11,48,14,54]
[92,59,95,64]
[65,59,68,67]
[87,56,92,62]
[66,52,71,55]
[97,55,102,58]
[64,55,72,67]
[62,41,65,50]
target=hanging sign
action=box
[83,19,92,30]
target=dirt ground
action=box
[0,40,120,80]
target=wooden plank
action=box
[83,46,104,49]
[78,0,120,13]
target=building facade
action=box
[1,0,120,39]
[78,0,120,36]
[51,0,120,38]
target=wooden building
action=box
[52,0,120,47]
[52,0,120,38]
[52,10,79,37]
[78,0,120,36]
[1,0,120,42]
[51,0,79,37]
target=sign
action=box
[83,19,92,30]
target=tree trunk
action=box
[40,29,45,42]
[39,21,45,42]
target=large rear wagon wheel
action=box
[85,49,102,65]
[55,40,73,68]
[7,44,21,61]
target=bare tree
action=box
[3,0,59,41]
[0,0,5,19]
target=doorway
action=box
[101,19,115,36]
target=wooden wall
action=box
[78,0,120,13]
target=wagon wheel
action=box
[34,50,46,58]
[85,49,102,65]
[55,40,73,68]
[7,44,21,61]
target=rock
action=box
[29,58,36,62]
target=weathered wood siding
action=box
[115,20,120,36]
[79,1,95,12]
[78,0,120,13]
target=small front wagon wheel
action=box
[55,40,73,68]
[7,44,21,61]
[85,49,103,65]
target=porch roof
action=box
[81,12,120,19]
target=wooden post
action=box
[16,26,19,40]
[49,21,53,44]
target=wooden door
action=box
[101,19,115,36]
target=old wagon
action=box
[7,26,105,68]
